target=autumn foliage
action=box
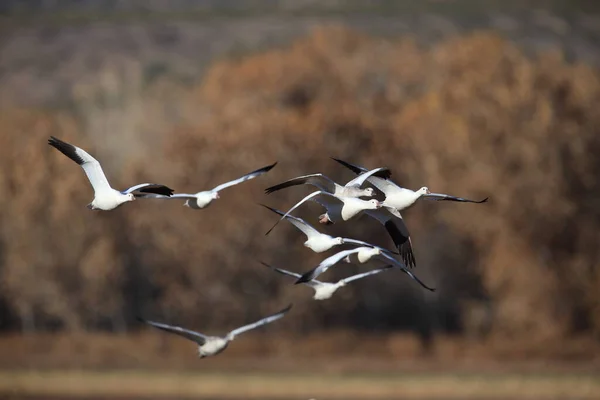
[1,27,599,352]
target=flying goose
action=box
[138,304,292,358]
[48,136,174,211]
[332,158,488,210]
[260,204,397,254]
[150,162,277,209]
[295,247,435,292]
[265,190,382,235]
[265,167,391,198]
[260,261,394,301]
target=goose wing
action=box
[423,193,489,203]
[48,136,112,194]
[344,167,391,188]
[365,208,416,269]
[295,248,364,284]
[265,173,340,195]
[137,317,207,345]
[341,238,400,255]
[340,265,394,284]
[212,162,277,193]
[123,183,174,197]
[260,204,320,239]
[227,304,292,339]
[259,262,323,286]
[331,157,399,195]
[377,251,435,291]
[265,191,340,235]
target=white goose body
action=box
[339,196,378,220]
[304,236,344,253]
[382,187,428,211]
[316,196,382,225]
[198,336,230,357]
[311,282,344,300]
[90,190,133,211]
[345,247,382,264]
[184,191,220,209]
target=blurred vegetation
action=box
[0,23,599,360]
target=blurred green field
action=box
[1,369,599,400]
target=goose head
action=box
[366,199,383,210]
[362,187,376,197]
[417,187,431,197]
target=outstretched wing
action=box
[265,173,339,195]
[423,193,489,203]
[137,317,207,345]
[265,191,339,235]
[331,157,399,195]
[295,247,364,284]
[330,157,370,174]
[345,167,391,188]
[138,193,196,200]
[48,136,112,194]
[227,304,292,339]
[259,261,323,286]
[212,162,277,193]
[341,238,400,255]
[259,261,302,279]
[341,265,394,284]
[377,252,435,292]
[260,204,321,239]
[123,183,174,197]
[365,208,416,269]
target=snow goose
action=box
[265,167,391,198]
[138,304,292,358]
[150,162,277,209]
[260,261,394,301]
[48,136,174,211]
[265,190,382,235]
[295,246,435,291]
[332,158,488,210]
[260,204,397,254]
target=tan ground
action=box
[1,369,600,400]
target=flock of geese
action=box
[47,136,488,358]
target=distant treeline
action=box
[0,27,598,350]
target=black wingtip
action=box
[137,184,175,197]
[330,157,364,174]
[48,136,85,165]
[259,161,278,174]
[265,224,276,236]
[479,197,490,203]
[372,167,392,180]
[259,203,285,217]
[295,270,314,284]
[280,303,293,313]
